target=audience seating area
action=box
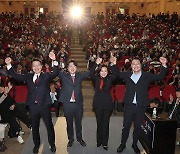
[112,84,176,112]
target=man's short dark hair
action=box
[150,97,160,105]
[131,57,142,64]
[68,60,78,67]
[32,59,42,65]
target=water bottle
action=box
[152,108,157,119]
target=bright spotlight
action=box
[70,6,83,18]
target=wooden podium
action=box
[139,113,177,154]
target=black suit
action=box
[112,65,167,145]
[7,66,58,147]
[0,93,21,137]
[58,70,89,142]
[90,64,116,146]
[168,100,180,128]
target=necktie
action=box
[34,75,39,84]
[71,76,75,101]
[99,77,104,91]
[35,75,39,103]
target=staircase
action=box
[70,28,95,116]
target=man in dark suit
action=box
[111,56,167,153]
[5,52,58,154]
[58,60,89,147]
[168,88,180,146]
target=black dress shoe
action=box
[78,140,86,147]
[132,144,140,153]
[117,144,126,153]
[97,143,101,147]
[67,141,74,147]
[33,146,39,154]
[50,144,56,152]
[103,146,108,150]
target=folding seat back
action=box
[162,85,176,102]
[114,85,126,102]
[148,85,161,101]
[15,85,28,103]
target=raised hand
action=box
[110,56,117,65]
[4,87,10,95]
[5,57,12,65]
[159,57,167,66]
[49,51,56,61]
[169,94,174,104]
[96,58,102,65]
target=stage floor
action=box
[21,117,145,154]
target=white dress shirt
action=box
[130,71,142,104]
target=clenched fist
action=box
[5,57,12,65]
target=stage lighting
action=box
[70,5,83,18]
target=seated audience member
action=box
[146,98,162,116]
[169,74,180,88]
[167,88,180,146]
[6,80,32,130]
[149,97,160,108]
[0,83,24,144]
[121,59,131,72]
[0,123,7,152]
[150,58,161,68]
[50,82,61,117]
[59,57,67,72]
[42,62,52,73]
[149,64,155,74]
[172,65,179,76]
[142,58,149,71]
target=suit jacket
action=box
[58,71,90,108]
[0,93,16,122]
[168,100,180,127]
[90,64,116,110]
[112,65,167,107]
[7,66,59,106]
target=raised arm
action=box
[149,57,168,81]
[48,52,59,80]
[0,86,11,104]
[110,56,127,79]
[5,57,27,81]
[90,58,102,80]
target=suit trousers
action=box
[63,103,83,142]
[94,108,112,146]
[29,104,55,147]
[121,104,146,145]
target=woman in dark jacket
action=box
[90,58,116,150]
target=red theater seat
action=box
[117,61,124,70]
[15,86,28,103]
[148,85,161,101]
[162,85,176,102]
[114,85,126,112]
[114,85,126,103]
